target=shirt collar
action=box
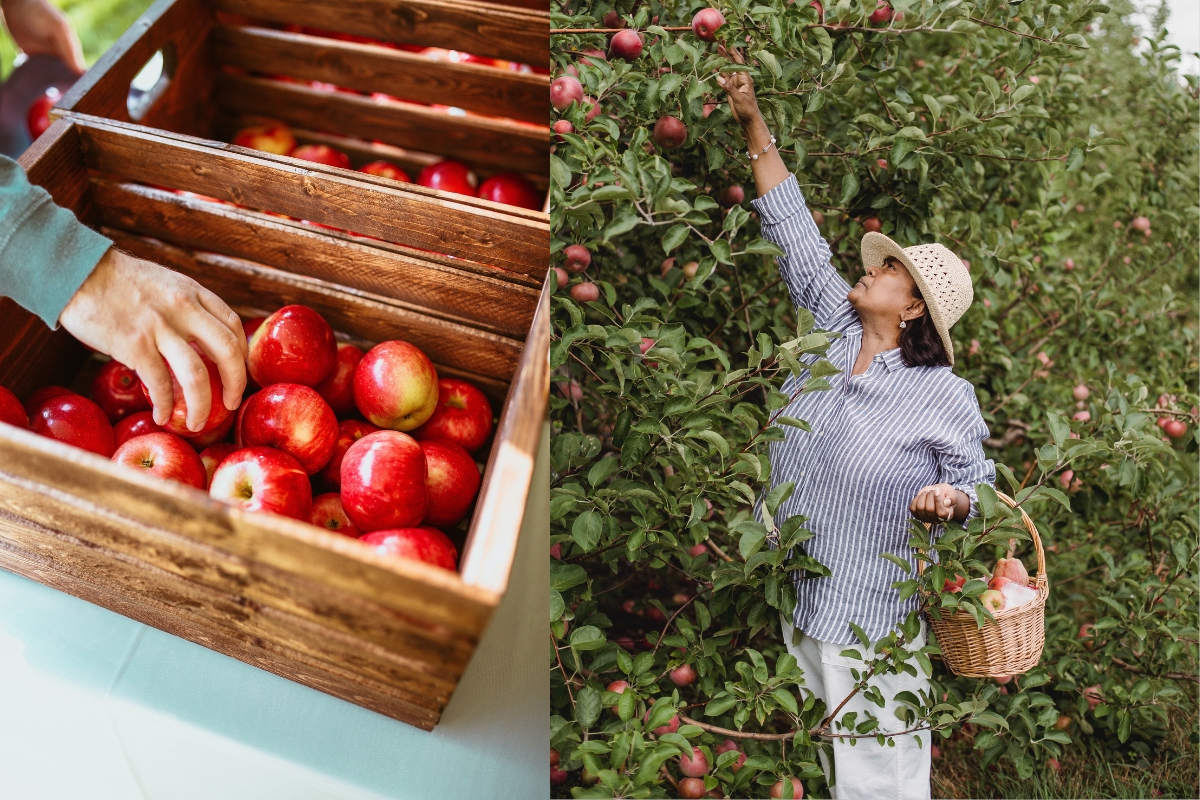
[879,348,906,372]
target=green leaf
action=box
[744,238,787,257]
[588,456,620,487]
[771,687,799,715]
[550,155,571,190]
[1037,486,1073,513]
[922,94,942,120]
[570,625,607,651]
[879,552,912,574]
[572,510,604,552]
[739,526,767,560]
[551,588,565,621]
[692,429,730,457]
[618,687,636,722]
[839,172,860,205]
[1065,146,1086,171]
[709,239,733,264]
[1046,412,1070,447]
[976,484,998,518]
[662,224,689,254]
[849,622,870,650]
[705,694,738,717]
[765,481,795,515]
[551,563,588,591]
[576,686,602,727]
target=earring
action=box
[899,319,907,329]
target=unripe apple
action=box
[1164,419,1187,439]
[811,210,825,226]
[678,747,709,777]
[660,257,675,276]
[1073,383,1089,400]
[868,1,894,24]
[877,158,888,169]
[688,542,708,557]
[719,185,745,206]
[669,663,697,687]
[679,777,707,798]
[1131,215,1151,232]
[1054,714,1072,731]
[682,261,700,279]
[571,282,600,302]
[691,8,725,42]
[770,777,804,799]
[1064,257,1075,270]
[554,267,570,290]
[563,244,592,272]
[653,115,688,149]
[863,217,882,233]
[979,589,1006,612]
[1083,684,1103,710]
[550,75,584,110]
[609,29,643,61]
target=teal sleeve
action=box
[0,153,112,328]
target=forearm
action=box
[740,111,790,198]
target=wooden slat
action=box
[91,180,540,338]
[211,0,549,66]
[215,73,548,176]
[0,515,446,729]
[213,25,546,125]
[459,272,550,592]
[73,116,549,276]
[55,0,217,137]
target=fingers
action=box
[187,313,247,412]
[195,287,248,359]
[157,332,211,432]
[134,347,175,427]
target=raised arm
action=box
[717,47,858,334]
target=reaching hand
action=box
[1,0,86,74]
[714,45,760,127]
[58,248,247,432]
[909,483,965,524]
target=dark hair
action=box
[890,258,951,368]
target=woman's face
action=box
[847,256,925,323]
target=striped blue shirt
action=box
[752,175,996,645]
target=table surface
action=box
[0,423,549,800]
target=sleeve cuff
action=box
[750,174,809,227]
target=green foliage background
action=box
[550,1,1198,797]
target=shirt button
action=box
[798,471,805,478]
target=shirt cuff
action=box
[750,173,808,227]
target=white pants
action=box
[780,614,932,800]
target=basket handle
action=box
[915,491,1047,588]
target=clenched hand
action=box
[909,483,970,524]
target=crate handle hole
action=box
[126,44,177,121]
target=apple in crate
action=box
[237,384,338,475]
[353,341,439,431]
[91,359,151,423]
[29,394,115,457]
[139,343,232,438]
[412,379,493,454]
[420,439,481,528]
[308,493,360,538]
[359,160,411,182]
[290,144,352,169]
[0,385,27,428]
[232,122,296,155]
[24,385,74,418]
[358,527,457,571]
[27,88,60,139]
[314,343,363,417]
[417,160,477,196]
[208,446,312,520]
[199,443,238,489]
[477,173,541,210]
[247,305,338,388]
[340,430,427,531]
[187,410,236,449]
[318,419,380,489]
[112,432,207,490]
[114,410,164,447]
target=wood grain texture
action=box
[211,0,549,66]
[74,116,549,276]
[92,180,540,337]
[213,25,546,124]
[215,73,548,176]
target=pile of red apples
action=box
[942,557,1037,614]
[0,305,493,572]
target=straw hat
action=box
[860,231,973,365]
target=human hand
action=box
[58,248,247,432]
[1,0,86,74]
[714,45,760,127]
[909,483,966,523]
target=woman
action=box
[718,50,995,799]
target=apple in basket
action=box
[988,557,1038,609]
[979,589,1006,613]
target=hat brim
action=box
[860,231,956,365]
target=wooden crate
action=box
[53,0,549,198]
[0,115,549,730]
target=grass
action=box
[931,705,1200,799]
[0,0,155,80]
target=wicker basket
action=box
[918,492,1048,677]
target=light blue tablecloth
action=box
[0,425,549,800]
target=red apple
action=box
[942,574,966,593]
[688,542,707,557]
[186,410,236,449]
[606,680,629,712]
[340,430,428,530]
[550,75,584,111]
[232,123,296,155]
[238,383,338,475]
[353,341,440,431]
[678,778,707,799]
[0,386,27,428]
[1083,684,1103,710]
[669,663,697,687]
[719,185,745,206]
[289,143,352,169]
[554,267,570,291]
[112,432,206,490]
[643,707,680,735]
[581,96,601,122]
[477,173,541,210]
[23,385,74,418]
[359,160,411,182]
[571,282,600,302]
[29,394,115,457]
[26,88,59,139]
[314,343,364,418]
[1164,419,1187,438]
[208,446,312,520]
[199,443,238,489]
[691,8,725,41]
[563,244,592,273]
[678,746,709,777]
[139,343,232,438]
[358,526,457,570]
[420,439,481,528]
[417,160,478,196]
[247,305,338,388]
[1131,215,1151,232]
[1073,383,1089,401]
[770,777,804,799]
[552,119,573,141]
[653,115,687,149]
[308,492,361,537]
[868,1,894,24]
[114,410,165,447]
[317,419,381,488]
[863,217,882,232]
[714,740,744,772]
[609,29,643,61]
[411,378,493,454]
